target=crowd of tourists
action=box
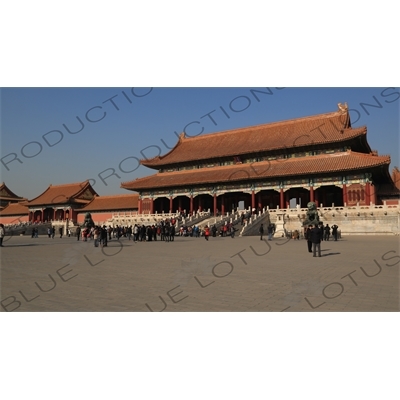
[69,217,242,247]
[305,223,340,257]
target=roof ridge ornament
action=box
[337,102,348,112]
[179,132,186,140]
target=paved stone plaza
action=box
[1,233,399,312]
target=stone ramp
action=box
[240,213,271,236]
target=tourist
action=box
[212,225,217,237]
[305,225,313,253]
[93,226,100,247]
[204,226,210,241]
[230,225,235,238]
[331,224,339,241]
[126,226,131,240]
[76,226,81,241]
[51,227,55,239]
[34,227,38,238]
[47,227,51,238]
[67,228,71,237]
[267,224,274,240]
[133,224,139,242]
[259,223,264,240]
[318,222,324,241]
[31,228,35,238]
[324,224,331,241]
[140,225,146,242]
[311,225,322,257]
[0,223,5,247]
[59,226,63,238]
[170,224,175,241]
[101,225,108,247]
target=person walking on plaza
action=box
[93,226,100,247]
[311,224,322,257]
[204,226,210,241]
[59,226,63,238]
[324,224,331,241]
[76,226,81,241]
[267,224,274,240]
[318,222,324,241]
[51,227,55,239]
[305,225,313,253]
[331,224,338,241]
[259,223,264,240]
[101,225,108,247]
[0,223,5,247]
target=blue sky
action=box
[1,87,399,200]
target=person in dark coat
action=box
[310,225,322,257]
[305,225,313,253]
[324,224,331,241]
[76,226,81,241]
[331,224,338,241]
[170,225,175,241]
[318,222,324,241]
[259,224,264,240]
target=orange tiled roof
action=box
[0,182,26,201]
[0,202,29,216]
[122,151,390,190]
[26,181,98,206]
[80,194,139,211]
[142,108,366,168]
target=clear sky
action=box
[1,87,399,200]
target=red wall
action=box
[0,215,30,225]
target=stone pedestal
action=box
[274,212,285,238]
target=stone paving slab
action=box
[1,234,399,312]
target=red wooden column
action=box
[251,191,255,210]
[41,209,44,222]
[198,197,202,212]
[150,198,154,214]
[369,183,376,205]
[213,194,217,215]
[169,197,173,213]
[365,182,371,205]
[221,195,225,214]
[190,195,193,215]
[285,191,289,209]
[178,197,182,212]
[342,184,347,206]
[279,189,284,209]
[258,193,262,210]
[138,199,142,214]
[310,186,314,202]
